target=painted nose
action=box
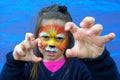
[49,45,55,48]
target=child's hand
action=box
[13,33,42,62]
[65,16,115,58]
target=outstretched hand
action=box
[13,33,42,62]
[65,17,115,58]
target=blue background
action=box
[0,0,120,73]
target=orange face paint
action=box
[38,24,68,52]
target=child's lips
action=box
[46,51,58,56]
[46,50,57,53]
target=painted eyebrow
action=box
[39,32,49,37]
[56,34,65,38]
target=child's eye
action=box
[56,34,65,41]
[39,32,49,40]
[56,37,64,41]
[42,36,49,40]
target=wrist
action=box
[81,47,108,62]
[88,47,105,59]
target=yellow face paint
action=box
[38,24,68,52]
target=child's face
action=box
[38,19,68,61]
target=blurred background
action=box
[0,0,120,73]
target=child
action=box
[0,4,119,80]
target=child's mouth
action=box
[46,50,57,53]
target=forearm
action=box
[81,48,119,80]
[0,51,26,80]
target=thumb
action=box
[65,48,77,58]
[31,55,42,62]
[34,38,39,46]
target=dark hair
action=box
[30,4,74,80]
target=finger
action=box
[20,43,27,55]
[101,33,115,43]
[25,33,35,41]
[17,49,42,62]
[80,16,95,28]
[65,49,77,58]
[21,40,32,50]
[37,38,42,47]
[22,38,37,50]
[28,38,39,49]
[19,54,42,62]
[86,24,103,36]
[65,22,79,34]
[15,44,26,56]
[34,38,39,46]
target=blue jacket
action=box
[0,48,119,80]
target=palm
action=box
[13,33,42,62]
[19,49,35,61]
[70,28,104,58]
[65,17,115,58]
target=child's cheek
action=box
[57,40,68,51]
[39,40,47,50]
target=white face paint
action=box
[45,46,58,52]
[40,32,48,37]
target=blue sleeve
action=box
[81,48,120,80]
[0,51,27,80]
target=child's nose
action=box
[49,45,55,48]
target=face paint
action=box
[38,24,68,52]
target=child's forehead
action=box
[40,24,66,33]
[41,19,65,26]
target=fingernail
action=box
[80,22,86,27]
[65,26,69,31]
